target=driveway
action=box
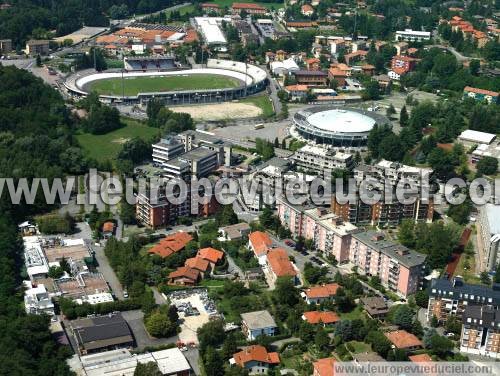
[92,240,125,300]
[121,310,178,350]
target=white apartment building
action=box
[460,305,500,359]
[478,204,500,271]
[292,144,354,172]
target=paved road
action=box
[225,253,245,279]
[427,44,471,62]
[151,286,168,305]
[121,310,179,349]
[92,239,125,300]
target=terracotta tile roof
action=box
[197,247,224,264]
[266,248,297,277]
[285,84,309,92]
[345,50,368,58]
[286,21,318,27]
[96,34,121,44]
[464,86,499,97]
[248,231,272,256]
[303,311,340,324]
[184,29,198,43]
[385,330,423,349]
[233,345,280,367]
[168,266,200,281]
[201,3,220,8]
[232,3,266,10]
[102,221,114,232]
[104,44,117,49]
[306,57,320,64]
[302,4,314,12]
[313,358,335,376]
[409,354,433,362]
[185,257,210,272]
[148,232,193,258]
[115,28,145,37]
[304,283,340,299]
[329,67,348,76]
[362,64,375,69]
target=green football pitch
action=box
[88,73,242,96]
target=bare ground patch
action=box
[170,102,262,120]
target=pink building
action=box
[276,198,357,262]
[349,231,426,297]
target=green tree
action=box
[315,327,330,351]
[480,271,491,285]
[429,335,454,357]
[274,277,300,307]
[392,304,414,331]
[400,105,409,126]
[204,347,224,376]
[133,362,162,376]
[362,80,381,100]
[469,59,480,75]
[476,156,498,176]
[415,290,429,308]
[398,219,416,248]
[144,310,177,338]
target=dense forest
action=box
[0,0,188,47]
[0,65,79,375]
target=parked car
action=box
[284,239,295,247]
[123,290,129,299]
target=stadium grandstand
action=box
[64,59,268,105]
[124,56,176,71]
[126,22,184,32]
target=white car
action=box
[123,290,129,299]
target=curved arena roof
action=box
[293,106,390,147]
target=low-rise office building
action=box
[26,39,50,55]
[70,313,134,355]
[23,281,55,316]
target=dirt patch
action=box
[171,102,262,120]
[112,137,130,144]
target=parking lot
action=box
[168,289,218,345]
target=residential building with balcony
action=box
[427,277,500,324]
[477,204,500,271]
[395,29,431,42]
[241,310,278,341]
[349,231,426,297]
[292,144,354,172]
[460,305,500,359]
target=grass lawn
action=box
[105,59,124,69]
[240,95,275,118]
[455,252,483,285]
[200,279,225,289]
[338,305,365,321]
[347,341,371,354]
[166,4,195,15]
[88,74,241,96]
[209,0,284,9]
[76,117,159,164]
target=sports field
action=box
[87,74,241,96]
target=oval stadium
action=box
[64,57,267,105]
[292,106,390,147]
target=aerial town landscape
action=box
[0,0,500,375]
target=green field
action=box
[240,95,275,118]
[88,74,241,96]
[76,118,159,163]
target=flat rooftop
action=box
[306,109,376,134]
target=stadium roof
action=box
[306,108,376,134]
[194,17,228,44]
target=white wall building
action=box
[395,29,431,42]
[23,281,55,316]
[478,204,500,271]
[292,144,354,172]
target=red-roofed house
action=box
[328,67,348,86]
[463,86,499,104]
[344,50,368,65]
[313,358,335,376]
[148,232,193,258]
[248,231,272,265]
[168,266,200,285]
[197,247,224,266]
[266,248,299,285]
[302,311,340,326]
[302,283,340,304]
[201,3,221,14]
[102,221,115,239]
[385,330,423,351]
[305,57,321,71]
[301,4,314,16]
[409,354,433,362]
[185,257,211,275]
[230,345,280,373]
[231,3,267,15]
[285,84,309,101]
